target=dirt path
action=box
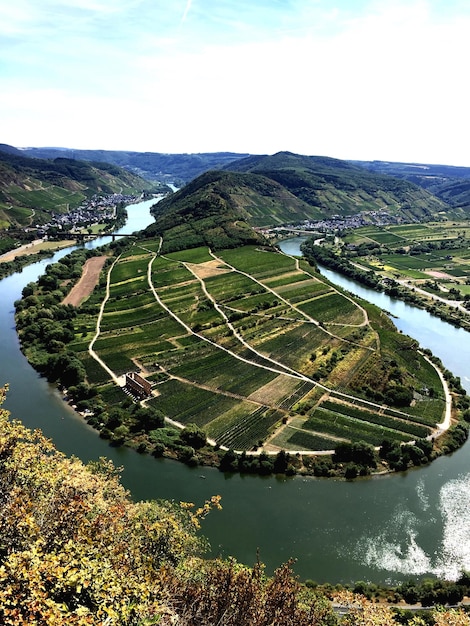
[155,249,442,419]
[62,256,108,306]
[86,246,451,457]
[420,352,452,433]
[88,255,124,387]
[397,279,468,313]
[0,239,76,263]
[209,250,374,350]
[148,255,297,380]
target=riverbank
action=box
[300,237,470,332]
[0,238,77,263]
[2,211,470,584]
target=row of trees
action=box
[218,435,456,480]
[14,249,102,389]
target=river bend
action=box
[1,218,469,584]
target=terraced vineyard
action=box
[71,241,447,453]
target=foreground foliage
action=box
[1,387,470,625]
[0,386,214,624]
[0,386,338,625]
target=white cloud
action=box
[180,0,192,24]
[2,0,470,165]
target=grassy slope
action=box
[146,170,297,250]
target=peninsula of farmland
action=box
[15,152,468,477]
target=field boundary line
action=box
[88,254,124,386]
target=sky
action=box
[2,0,470,166]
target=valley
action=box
[6,148,469,478]
[1,199,470,585]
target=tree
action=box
[180,423,207,449]
[273,449,289,474]
[0,386,221,624]
[130,405,164,432]
[258,451,274,475]
[219,449,238,472]
[106,406,127,429]
[385,385,413,407]
[334,441,376,468]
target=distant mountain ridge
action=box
[351,159,470,210]
[13,145,470,213]
[4,144,466,240]
[224,151,450,220]
[146,151,453,253]
[13,144,470,206]
[21,146,250,184]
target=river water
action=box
[1,214,470,585]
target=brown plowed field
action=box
[62,256,108,307]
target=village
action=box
[266,208,406,238]
[35,192,138,239]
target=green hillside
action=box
[22,146,249,183]
[145,169,309,251]
[16,145,470,217]
[225,151,449,220]
[145,152,451,253]
[0,146,153,229]
[351,159,470,213]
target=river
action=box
[1,215,470,585]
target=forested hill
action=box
[21,146,249,184]
[224,151,451,220]
[0,145,151,228]
[145,170,276,252]
[145,150,454,252]
[351,159,470,211]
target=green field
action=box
[70,240,448,453]
[344,222,470,292]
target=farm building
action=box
[124,372,152,399]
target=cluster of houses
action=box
[267,209,405,237]
[35,193,138,238]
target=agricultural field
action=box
[342,221,470,300]
[71,241,449,453]
[6,183,85,213]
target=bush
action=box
[180,423,207,449]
